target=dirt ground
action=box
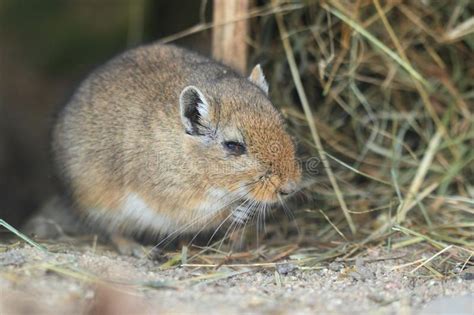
[1,242,473,315]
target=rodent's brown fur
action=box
[52,43,300,237]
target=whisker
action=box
[153,208,223,250]
[215,196,255,251]
[201,211,235,246]
[263,203,268,234]
[152,190,248,250]
[195,190,255,246]
[205,195,254,247]
[217,218,238,251]
[278,194,301,236]
[151,175,269,252]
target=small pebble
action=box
[328,262,344,271]
[276,263,297,275]
[460,266,474,281]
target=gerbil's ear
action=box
[179,86,212,135]
[248,64,269,95]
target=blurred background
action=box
[0,0,473,245]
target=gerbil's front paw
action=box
[110,234,146,258]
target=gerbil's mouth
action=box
[231,177,300,215]
[230,184,300,225]
[247,184,299,204]
[231,193,290,225]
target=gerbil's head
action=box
[179,65,301,208]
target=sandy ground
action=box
[1,242,473,315]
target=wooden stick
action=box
[212,0,250,73]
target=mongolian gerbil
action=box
[52,43,301,245]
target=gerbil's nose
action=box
[278,181,298,196]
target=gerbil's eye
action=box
[223,141,246,156]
